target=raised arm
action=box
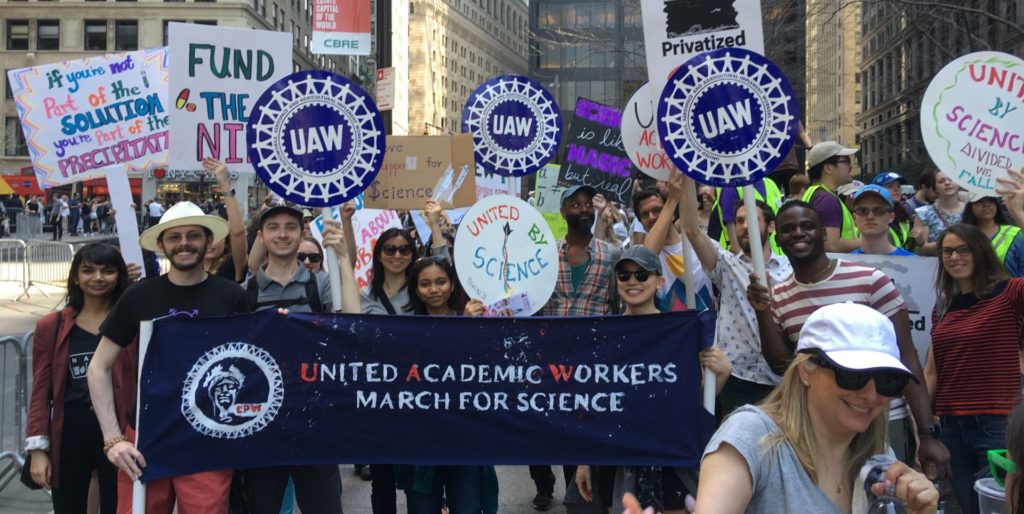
[203,158,248,281]
[322,220,361,314]
[678,173,720,273]
[996,168,1024,229]
[746,272,792,374]
[340,200,358,268]
[643,186,679,255]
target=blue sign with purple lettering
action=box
[247,70,385,206]
[657,48,798,187]
[461,75,562,177]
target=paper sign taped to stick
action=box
[622,83,672,181]
[168,23,291,173]
[920,51,1024,198]
[363,135,477,209]
[558,98,636,204]
[454,195,557,315]
[6,49,170,188]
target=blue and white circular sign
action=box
[657,48,798,187]
[461,75,562,177]
[247,70,385,207]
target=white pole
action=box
[679,179,715,414]
[321,207,344,311]
[132,321,152,514]
[742,185,768,283]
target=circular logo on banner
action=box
[622,82,671,181]
[247,70,385,207]
[657,48,798,187]
[921,51,1024,198]
[454,195,557,316]
[461,75,562,177]
[181,342,283,439]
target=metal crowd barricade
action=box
[22,240,75,300]
[0,240,28,299]
[0,331,31,494]
[14,211,42,240]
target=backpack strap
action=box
[246,270,325,312]
[305,273,323,313]
[246,277,261,312]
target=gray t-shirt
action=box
[703,405,843,513]
[359,286,412,315]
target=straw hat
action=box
[139,201,230,252]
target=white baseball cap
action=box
[807,141,858,169]
[797,303,914,378]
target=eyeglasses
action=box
[616,270,652,282]
[835,158,852,165]
[989,449,1017,487]
[809,354,911,397]
[853,206,892,217]
[940,245,972,258]
[382,244,413,256]
[297,252,322,263]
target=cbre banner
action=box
[311,0,372,55]
[136,310,717,482]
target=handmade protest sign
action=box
[533,163,568,240]
[558,98,636,204]
[310,202,402,289]
[137,309,717,480]
[311,0,372,56]
[475,167,521,199]
[168,23,291,173]
[363,135,477,209]
[622,83,671,181]
[462,75,562,177]
[454,195,557,315]
[657,48,798,188]
[7,49,169,188]
[920,51,1024,198]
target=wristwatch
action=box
[918,424,941,438]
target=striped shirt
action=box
[541,237,621,316]
[931,278,1024,416]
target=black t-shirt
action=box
[65,325,101,405]
[215,258,242,283]
[100,274,248,347]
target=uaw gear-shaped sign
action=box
[921,51,1024,198]
[462,75,562,178]
[657,48,798,187]
[247,70,385,206]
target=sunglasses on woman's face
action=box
[382,244,413,256]
[616,270,652,282]
[297,252,322,263]
[989,449,1017,487]
[810,355,910,397]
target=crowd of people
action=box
[5,193,118,239]
[20,145,1024,514]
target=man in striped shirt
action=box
[746,200,952,479]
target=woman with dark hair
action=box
[961,195,1024,276]
[297,237,324,273]
[914,171,965,255]
[25,243,136,513]
[924,223,1024,513]
[361,227,417,315]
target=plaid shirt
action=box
[541,237,621,316]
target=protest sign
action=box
[533,163,568,240]
[107,170,145,277]
[7,49,169,188]
[558,98,636,204]
[363,135,477,210]
[409,208,467,247]
[920,51,1024,198]
[137,310,717,480]
[247,70,385,207]
[475,167,521,199]
[622,83,671,181]
[454,195,557,315]
[311,0,371,56]
[657,48,798,187]
[830,253,938,362]
[640,0,764,99]
[311,203,402,289]
[462,75,562,177]
[168,23,291,173]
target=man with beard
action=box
[745,200,952,478]
[88,201,248,514]
[674,172,792,414]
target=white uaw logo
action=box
[181,342,283,439]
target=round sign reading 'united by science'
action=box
[657,48,798,187]
[247,70,385,207]
[461,75,562,178]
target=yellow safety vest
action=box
[802,184,857,241]
[992,225,1021,264]
[889,220,911,250]
[713,178,783,255]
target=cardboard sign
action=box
[641,0,765,99]
[6,49,169,188]
[311,0,371,56]
[657,48,798,187]
[558,98,636,204]
[454,195,557,315]
[247,70,385,207]
[920,51,1024,198]
[168,23,291,173]
[362,135,477,209]
[461,75,562,177]
[622,82,671,181]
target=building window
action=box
[163,19,185,45]
[194,20,218,26]
[85,20,107,50]
[5,117,28,157]
[6,20,28,51]
[37,20,60,50]
[5,76,14,99]
[115,20,138,51]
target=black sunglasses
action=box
[297,252,322,263]
[382,244,413,256]
[809,354,910,397]
[616,270,652,282]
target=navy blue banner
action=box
[137,310,717,482]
